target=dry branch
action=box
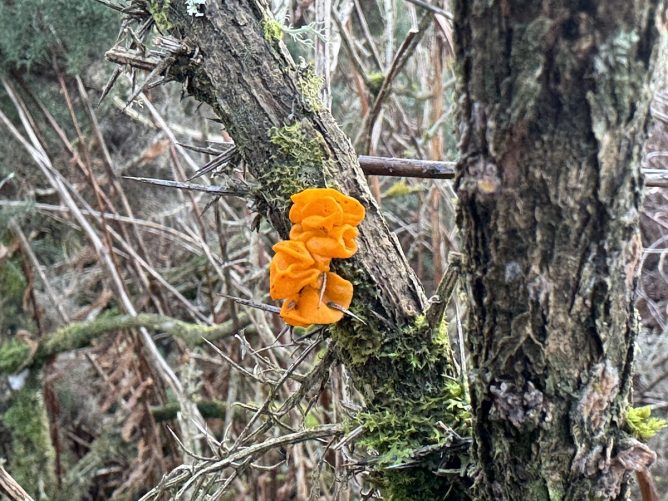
[0,464,34,501]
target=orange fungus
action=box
[269,187,365,327]
[290,224,359,259]
[279,272,353,326]
[269,240,322,300]
[289,188,365,227]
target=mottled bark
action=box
[454,1,662,499]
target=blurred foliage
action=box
[0,256,33,336]
[0,0,119,73]
[626,406,668,440]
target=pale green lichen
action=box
[270,121,325,166]
[185,0,205,17]
[382,181,422,199]
[625,405,667,440]
[263,18,283,42]
[149,0,173,32]
[296,65,324,112]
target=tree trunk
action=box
[454,1,662,499]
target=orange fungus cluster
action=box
[270,188,365,327]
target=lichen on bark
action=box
[453,0,662,498]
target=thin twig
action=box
[122,176,248,196]
[403,0,453,20]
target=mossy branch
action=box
[0,312,251,374]
[150,399,229,422]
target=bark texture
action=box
[454,1,662,499]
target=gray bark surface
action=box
[454,1,662,498]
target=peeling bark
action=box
[454,1,663,498]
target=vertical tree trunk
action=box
[454,1,662,498]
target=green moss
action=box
[149,0,173,32]
[270,121,325,166]
[332,303,470,495]
[2,378,56,498]
[381,469,448,501]
[354,379,470,467]
[433,319,451,352]
[390,314,454,371]
[351,377,471,499]
[330,305,382,366]
[263,18,283,42]
[625,406,667,440]
[0,257,25,298]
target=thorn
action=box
[146,75,175,90]
[97,67,122,108]
[122,175,248,197]
[218,293,282,314]
[186,146,239,181]
[327,303,367,324]
[122,56,175,110]
[177,142,228,155]
[199,194,222,215]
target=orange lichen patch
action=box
[289,188,365,228]
[269,240,322,300]
[279,272,353,326]
[290,223,359,259]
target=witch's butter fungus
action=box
[270,188,365,326]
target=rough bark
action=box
[119,0,468,495]
[454,1,662,499]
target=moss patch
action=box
[334,308,471,497]
[354,379,470,467]
[2,377,56,498]
[367,71,385,95]
[0,254,34,336]
[0,338,31,373]
[381,469,449,501]
[254,120,332,229]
